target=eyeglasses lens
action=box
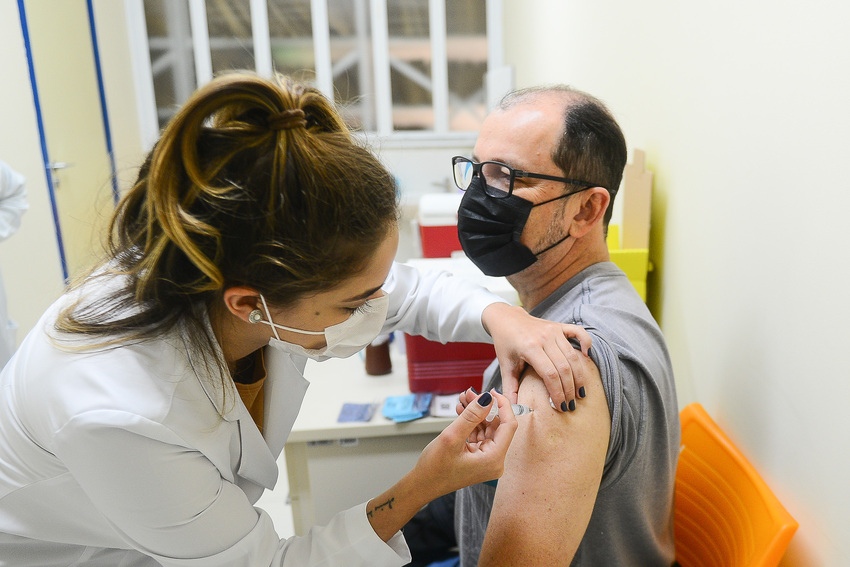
[453,159,474,190]
[480,162,511,198]
[452,158,513,198]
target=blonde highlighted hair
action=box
[56,72,399,382]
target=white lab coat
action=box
[0,161,28,368]
[0,262,503,566]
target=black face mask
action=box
[456,176,581,277]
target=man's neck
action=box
[509,237,610,311]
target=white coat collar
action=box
[235,401,280,491]
[181,309,309,485]
[181,308,241,422]
[185,347,241,422]
[181,322,281,496]
[183,324,312,452]
[262,346,310,459]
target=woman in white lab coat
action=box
[0,73,589,567]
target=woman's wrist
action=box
[366,469,434,542]
[481,301,518,336]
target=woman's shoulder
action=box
[13,313,201,426]
[9,268,229,436]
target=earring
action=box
[248,309,264,324]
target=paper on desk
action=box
[382,393,433,423]
[431,393,462,417]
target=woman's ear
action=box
[569,187,610,238]
[222,286,261,323]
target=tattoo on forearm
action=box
[367,497,395,517]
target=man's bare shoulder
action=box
[514,352,611,453]
[478,353,611,566]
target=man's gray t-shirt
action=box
[455,262,680,566]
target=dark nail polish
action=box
[587,347,593,357]
[579,386,586,398]
[470,386,479,394]
[477,392,492,407]
[569,399,576,412]
[560,401,568,412]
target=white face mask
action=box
[255,293,389,361]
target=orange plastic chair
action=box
[674,403,798,567]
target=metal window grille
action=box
[128,0,503,147]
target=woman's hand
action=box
[416,390,517,495]
[480,303,592,413]
[366,390,517,542]
[455,388,507,445]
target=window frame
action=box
[125,0,507,150]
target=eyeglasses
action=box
[452,156,598,199]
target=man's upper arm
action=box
[478,355,611,566]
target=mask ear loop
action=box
[257,295,281,340]
[528,185,593,257]
[532,231,571,257]
[253,294,325,339]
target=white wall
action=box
[502,0,849,564]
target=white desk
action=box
[284,351,454,535]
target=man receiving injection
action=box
[452,86,679,566]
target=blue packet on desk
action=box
[382,393,433,423]
[338,403,378,422]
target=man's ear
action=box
[222,286,261,322]
[569,187,610,238]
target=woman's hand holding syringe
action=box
[457,388,534,445]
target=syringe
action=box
[486,403,533,422]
